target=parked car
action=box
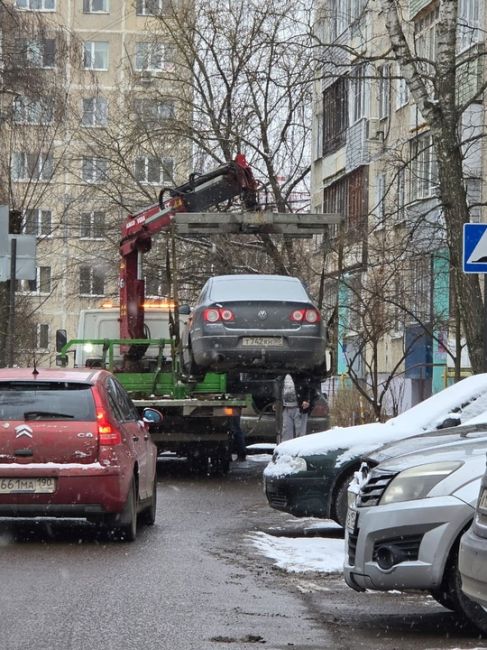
[181,274,327,377]
[0,367,159,541]
[343,432,487,634]
[263,373,487,527]
[459,455,487,631]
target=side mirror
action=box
[179,304,191,315]
[143,407,163,425]
[56,329,67,352]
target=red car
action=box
[0,367,158,541]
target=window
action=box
[24,39,56,67]
[37,323,49,350]
[82,157,108,183]
[329,0,349,39]
[395,66,409,110]
[415,6,439,91]
[323,167,367,237]
[80,265,105,296]
[80,211,105,239]
[458,0,480,52]
[83,41,109,70]
[135,42,167,71]
[136,0,168,16]
[409,255,432,323]
[396,167,406,222]
[322,77,348,154]
[135,156,173,184]
[82,97,108,127]
[23,209,52,236]
[375,172,386,223]
[26,266,51,294]
[351,64,367,123]
[134,98,175,122]
[16,0,55,10]
[13,96,53,125]
[83,0,109,12]
[12,152,53,181]
[410,133,438,200]
[377,64,390,120]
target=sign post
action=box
[463,223,487,372]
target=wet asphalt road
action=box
[0,455,485,650]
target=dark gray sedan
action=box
[181,274,327,377]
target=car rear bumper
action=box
[264,473,329,518]
[192,334,325,372]
[0,464,128,517]
[344,496,474,593]
[459,526,487,608]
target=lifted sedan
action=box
[181,274,327,377]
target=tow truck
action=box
[57,154,341,474]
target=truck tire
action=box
[210,450,230,476]
[188,452,209,475]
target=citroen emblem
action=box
[15,424,33,439]
[258,310,268,320]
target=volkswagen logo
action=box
[257,310,268,320]
[15,424,33,439]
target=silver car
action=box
[344,435,487,633]
[459,455,487,631]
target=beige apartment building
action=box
[312,0,486,414]
[3,0,190,365]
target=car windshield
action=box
[209,277,309,302]
[0,382,96,421]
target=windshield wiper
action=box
[24,411,75,420]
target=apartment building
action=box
[2,0,191,365]
[312,0,485,412]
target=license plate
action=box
[241,337,284,347]
[479,488,487,511]
[346,507,358,533]
[0,477,56,494]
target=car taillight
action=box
[203,307,235,322]
[92,389,122,446]
[290,308,321,323]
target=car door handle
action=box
[132,435,139,442]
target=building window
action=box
[415,6,439,92]
[82,97,108,127]
[24,39,56,67]
[136,0,168,15]
[323,167,367,237]
[458,0,480,52]
[351,63,367,123]
[135,156,173,184]
[409,255,431,323]
[82,157,108,183]
[377,64,390,120]
[375,172,386,223]
[134,98,175,122]
[322,77,348,155]
[23,209,52,236]
[395,67,409,110]
[37,323,49,350]
[12,152,53,181]
[16,0,55,10]
[396,167,406,222]
[83,41,109,70]
[80,265,105,296]
[26,266,51,294]
[410,133,438,200]
[13,96,53,125]
[80,212,105,239]
[83,0,109,12]
[135,42,167,71]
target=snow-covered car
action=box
[263,374,487,527]
[343,433,487,635]
[459,455,487,621]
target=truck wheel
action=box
[188,452,209,476]
[140,475,157,527]
[210,451,230,476]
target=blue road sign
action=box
[463,223,487,273]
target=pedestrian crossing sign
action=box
[463,223,487,273]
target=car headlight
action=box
[380,461,463,505]
[271,453,307,473]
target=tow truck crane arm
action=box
[119,154,258,353]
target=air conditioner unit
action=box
[367,118,384,141]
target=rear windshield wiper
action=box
[24,411,75,420]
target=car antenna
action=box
[32,355,39,377]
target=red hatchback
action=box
[0,367,158,541]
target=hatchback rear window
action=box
[209,278,310,302]
[0,382,96,421]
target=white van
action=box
[73,305,190,368]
